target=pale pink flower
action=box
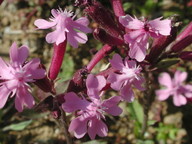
[156,71,192,106]
[119,15,171,62]
[62,74,122,139]
[108,54,145,102]
[0,42,46,112]
[34,8,92,48]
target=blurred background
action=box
[0,0,192,144]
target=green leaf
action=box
[3,120,32,131]
[157,58,179,69]
[130,100,144,124]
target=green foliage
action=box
[157,58,180,69]
[155,123,179,143]
[3,120,32,131]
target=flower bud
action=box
[171,34,192,53]
[85,2,122,38]
[179,51,192,61]
[93,28,124,46]
[177,22,192,41]
[147,27,177,63]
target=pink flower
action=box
[119,15,171,62]
[156,71,192,106]
[0,42,46,112]
[107,54,145,102]
[34,8,92,48]
[62,74,122,139]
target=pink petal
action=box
[174,71,187,84]
[62,92,90,113]
[124,59,137,69]
[86,74,106,99]
[51,9,59,17]
[24,58,46,79]
[128,37,148,62]
[0,86,12,108]
[119,15,144,30]
[75,17,90,26]
[88,118,108,139]
[68,116,88,139]
[120,84,135,102]
[67,31,88,48]
[46,30,66,45]
[73,17,92,33]
[148,17,171,36]
[158,72,172,88]
[124,30,145,43]
[34,19,56,29]
[0,58,13,79]
[156,89,171,101]
[132,77,145,91]
[15,86,34,112]
[173,94,187,106]
[109,54,124,71]
[102,96,122,116]
[108,73,127,90]
[10,42,29,65]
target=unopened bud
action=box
[171,34,192,53]
[93,28,124,46]
[147,27,177,63]
[179,51,192,61]
[85,2,122,38]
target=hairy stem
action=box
[59,107,73,144]
[141,72,153,138]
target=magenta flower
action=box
[119,15,171,62]
[0,42,46,112]
[107,54,145,102]
[156,71,192,106]
[62,74,122,139]
[34,8,92,47]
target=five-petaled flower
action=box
[62,74,122,139]
[119,15,171,62]
[107,54,145,102]
[156,71,192,106]
[0,42,46,112]
[34,8,92,48]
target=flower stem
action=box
[87,44,114,72]
[59,106,73,144]
[141,72,153,138]
[48,41,67,80]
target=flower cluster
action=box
[1,0,192,142]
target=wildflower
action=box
[34,8,92,48]
[107,54,145,102]
[62,74,122,139]
[156,71,192,106]
[119,15,171,62]
[0,42,46,112]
